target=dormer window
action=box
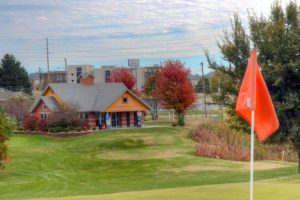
[123,97,128,104]
[43,104,47,110]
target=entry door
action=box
[112,113,120,127]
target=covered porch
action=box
[81,111,145,129]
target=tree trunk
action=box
[177,112,185,126]
[298,151,300,173]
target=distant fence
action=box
[145,113,224,121]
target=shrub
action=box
[192,121,297,162]
[71,118,81,127]
[81,120,90,130]
[49,127,64,133]
[74,127,81,132]
[177,115,185,126]
[47,104,81,132]
[36,119,48,132]
[23,115,38,131]
[0,111,13,169]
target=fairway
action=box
[0,127,299,199]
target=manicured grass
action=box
[0,126,298,199]
[37,182,300,200]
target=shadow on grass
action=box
[98,138,147,150]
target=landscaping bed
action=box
[14,130,94,138]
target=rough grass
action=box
[0,126,298,200]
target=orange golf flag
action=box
[235,48,279,141]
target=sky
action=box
[0,0,296,75]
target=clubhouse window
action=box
[123,97,128,104]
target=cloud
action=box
[0,0,296,72]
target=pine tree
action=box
[206,14,250,131]
[209,1,300,172]
[0,54,32,95]
[250,1,300,172]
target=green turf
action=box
[0,127,298,199]
[36,182,300,200]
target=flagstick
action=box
[250,109,255,200]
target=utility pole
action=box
[201,62,207,118]
[135,65,138,91]
[64,57,68,71]
[38,67,42,91]
[218,78,221,106]
[46,37,50,84]
[64,57,68,83]
[218,78,223,119]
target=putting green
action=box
[35,181,300,200]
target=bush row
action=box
[192,121,297,162]
[22,115,89,133]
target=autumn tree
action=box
[4,96,33,123]
[209,71,232,109]
[0,110,14,169]
[111,68,136,90]
[154,60,197,126]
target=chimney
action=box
[79,74,94,86]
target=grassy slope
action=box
[0,126,298,199]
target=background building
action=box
[67,65,161,91]
[67,64,94,83]
[40,71,67,88]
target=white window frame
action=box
[40,112,48,119]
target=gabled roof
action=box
[41,96,59,110]
[30,83,150,113]
[78,72,94,79]
[0,88,33,101]
[29,96,59,113]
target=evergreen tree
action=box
[208,1,300,172]
[249,1,300,172]
[195,77,211,93]
[206,14,250,131]
[0,54,32,95]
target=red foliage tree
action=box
[111,68,136,90]
[23,115,38,131]
[154,60,197,125]
[36,119,48,132]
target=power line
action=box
[46,37,50,84]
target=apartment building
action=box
[67,64,94,83]
[67,65,161,91]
